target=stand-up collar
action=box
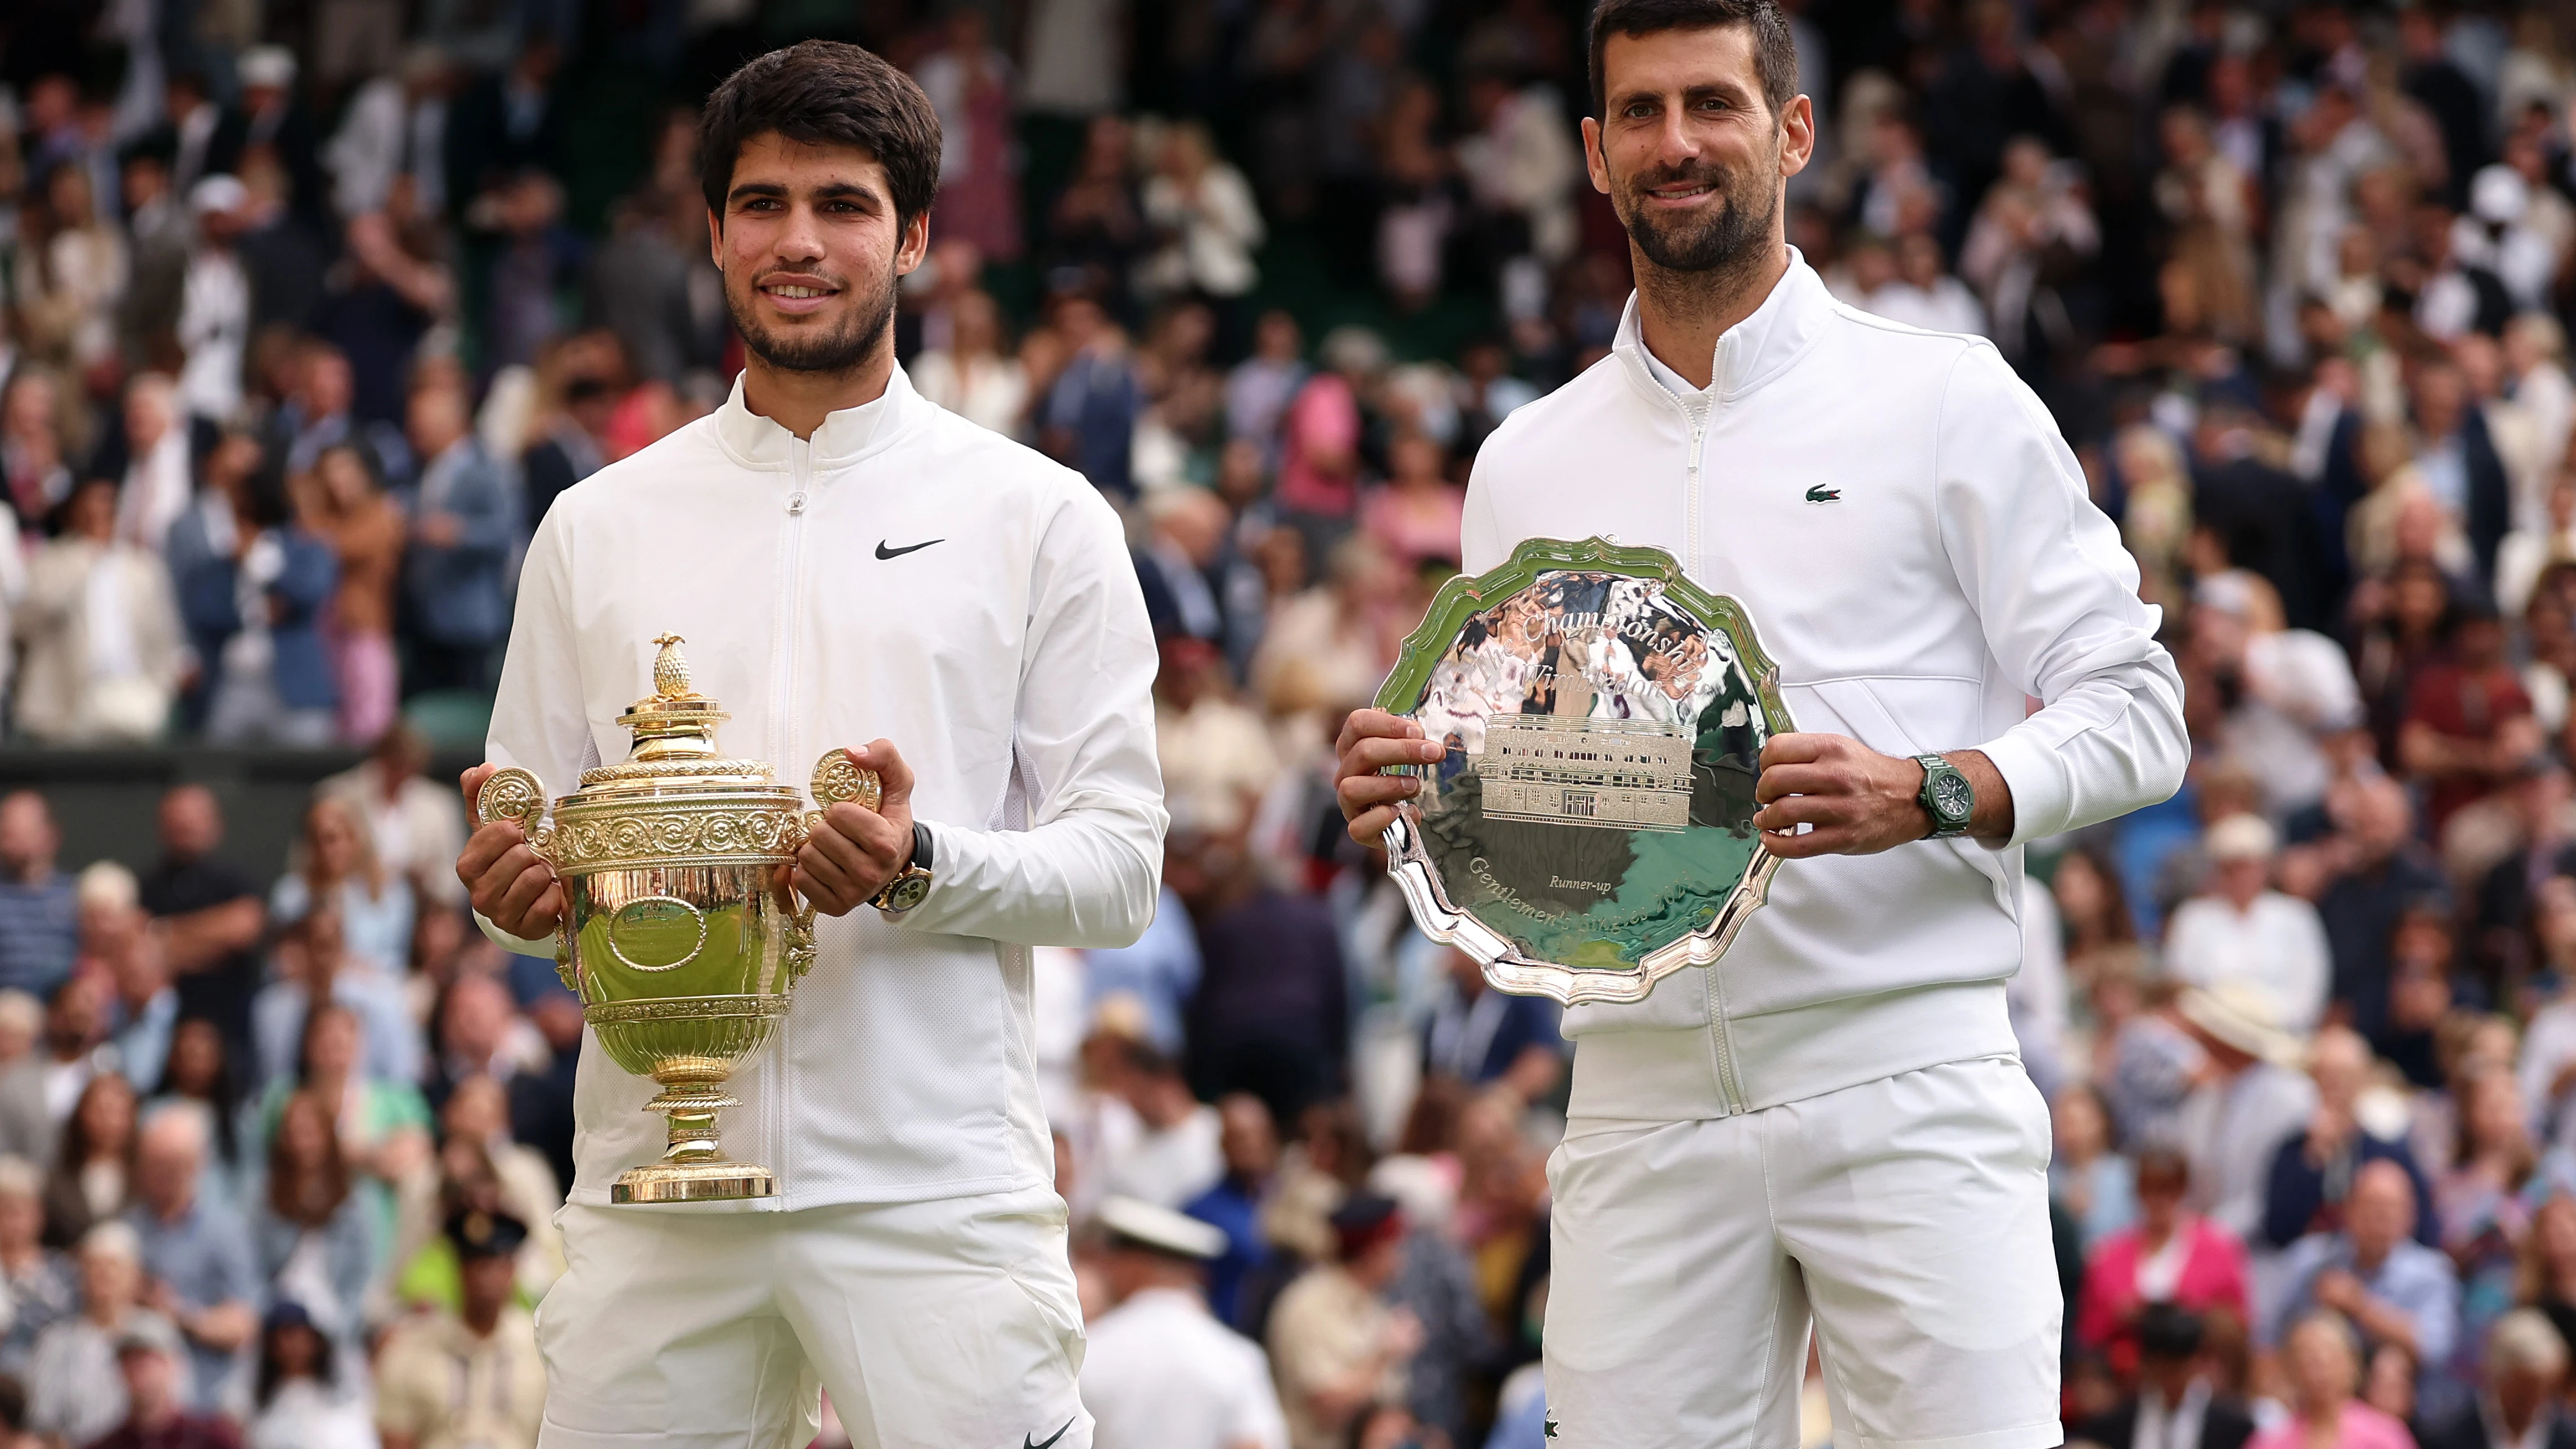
[1615,246,1834,403]
[713,363,918,471]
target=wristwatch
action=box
[1914,754,1974,840]
[871,822,935,914]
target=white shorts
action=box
[1543,1054,2064,1449]
[535,1185,1089,1449]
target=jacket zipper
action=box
[765,440,813,1197]
[1684,356,1748,1116]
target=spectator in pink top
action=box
[1359,433,1464,573]
[2249,1310,2418,1449]
[2077,1145,2253,1376]
[1274,327,1383,524]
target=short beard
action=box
[1618,154,1778,277]
[726,260,899,377]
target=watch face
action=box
[885,873,932,912]
[1931,770,1974,823]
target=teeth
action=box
[770,285,825,299]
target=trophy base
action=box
[610,1160,778,1203]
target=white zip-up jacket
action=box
[480,367,1166,1210]
[1464,254,2186,1120]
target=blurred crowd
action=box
[42,0,2576,1445]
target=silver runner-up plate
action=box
[1376,537,1796,1005]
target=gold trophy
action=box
[475,635,877,1203]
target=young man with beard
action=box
[452,41,1164,1449]
[1335,1,2187,1445]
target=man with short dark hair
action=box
[455,38,1162,1449]
[0,793,78,1001]
[134,786,265,1060]
[2069,1304,2255,1449]
[1334,0,2185,1442]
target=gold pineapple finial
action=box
[651,635,695,699]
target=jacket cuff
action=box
[1976,728,2069,853]
[475,910,558,959]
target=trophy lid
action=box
[576,635,779,792]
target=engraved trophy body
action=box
[475,635,878,1203]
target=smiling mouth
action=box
[759,280,840,301]
[1647,182,1717,202]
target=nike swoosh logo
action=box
[876,538,944,560]
[1025,1419,1075,1449]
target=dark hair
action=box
[266,1089,352,1229]
[2136,1303,2206,1362]
[1587,0,1798,120]
[697,41,942,233]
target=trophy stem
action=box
[607,1082,778,1204]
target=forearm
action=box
[1975,665,2187,849]
[158,899,264,973]
[897,808,1164,948]
[2348,1293,2420,1358]
[1944,749,2013,844]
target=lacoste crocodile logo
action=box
[1804,484,1840,504]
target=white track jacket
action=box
[481,368,1166,1210]
[1465,254,2187,1121]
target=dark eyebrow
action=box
[725,180,884,207]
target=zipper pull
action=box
[787,492,807,516]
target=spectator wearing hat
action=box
[2418,1307,2576,1449]
[1081,1196,1290,1449]
[177,176,254,426]
[125,1106,262,1414]
[27,1221,187,1446]
[2173,982,2323,1242]
[2166,814,2334,1035]
[243,1301,375,1449]
[373,1210,544,1449]
[2076,1147,2253,1376]
[2271,1159,2464,1414]
[2070,1303,2258,1449]
[87,1314,241,1449]
[1266,1193,1422,1449]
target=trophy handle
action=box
[476,766,552,849]
[476,767,571,986]
[780,750,884,979]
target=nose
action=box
[1650,102,1701,168]
[774,200,826,264]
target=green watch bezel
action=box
[1915,753,1974,839]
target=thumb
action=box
[855,740,916,811]
[460,763,497,809]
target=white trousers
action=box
[534,1186,1090,1449]
[1543,1054,2064,1449]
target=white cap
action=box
[2474,164,2531,226]
[2177,981,2309,1069]
[1097,1197,1227,1260]
[2204,813,2278,863]
[189,173,249,216]
[238,45,296,89]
